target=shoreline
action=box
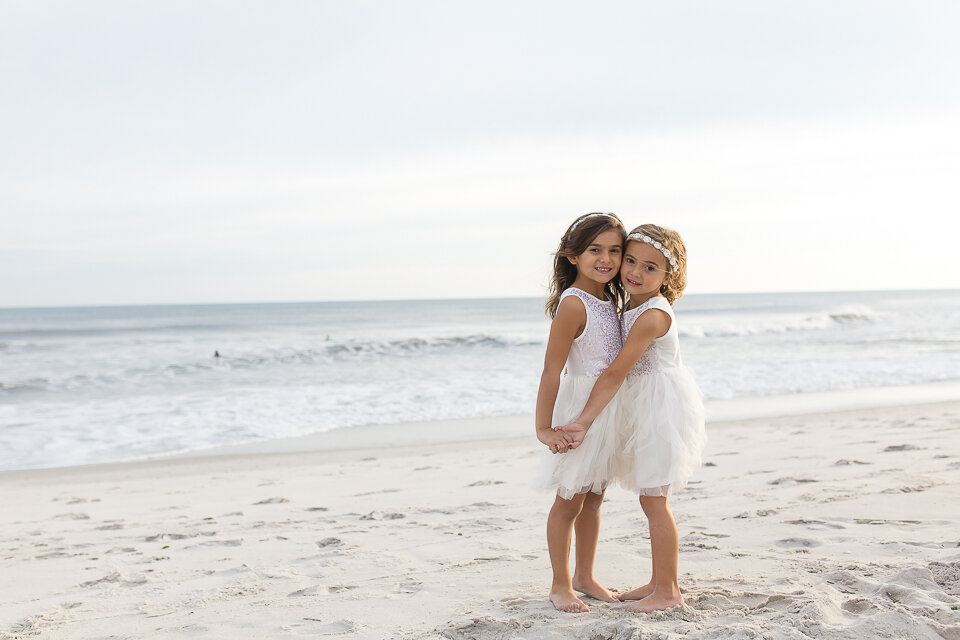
[5,382,960,476]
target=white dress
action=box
[617,296,707,497]
[535,287,624,500]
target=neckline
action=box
[569,287,612,304]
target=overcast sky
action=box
[2,1,959,307]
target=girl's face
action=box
[569,230,623,286]
[621,240,670,301]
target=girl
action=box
[534,212,627,613]
[559,223,706,613]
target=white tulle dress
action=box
[616,296,707,497]
[536,287,624,500]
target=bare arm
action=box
[568,307,671,430]
[534,296,585,453]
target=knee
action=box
[639,495,668,518]
[581,491,604,513]
[551,495,585,520]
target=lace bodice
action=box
[559,287,622,377]
[621,296,681,376]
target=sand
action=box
[2,402,959,639]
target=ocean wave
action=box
[324,334,540,356]
[0,333,546,396]
[0,379,51,396]
[679,305,881,338]
[0,323,242,339]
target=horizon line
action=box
[1,287,957,312]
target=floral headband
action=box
[627,232,679,272]
[569,212,621,232]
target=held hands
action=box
[537,426,574,454]
[555,422,588,449]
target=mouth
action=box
[625,277,641,288]
[595,266,612,274]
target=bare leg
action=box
[625,496,683,613]
[619,495,658,601]
[547,493,590,612]
[571,490,618,602]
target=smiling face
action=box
[569,229,623,287]
[621,240,671,305]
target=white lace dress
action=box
[536,287,624,500]
[617,296,707,497]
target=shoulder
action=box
[628,307,670,338]
[625,298,672,340]
[647,296,674,315]
[554,291,587,325]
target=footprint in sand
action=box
[359,511,404,521]
[733,509,779,518]
[768,477,818,485]
[786,519,846,530]
[884,444,920,452]
[79,571,147,588]
[396,578,422,594]
[253,497,290,505]
[439,617,530,639]
[754,593,802,613]
[776,537,821,549]
[186,539,242,548]
[316,537,342,548]
[841,597,878,614]
[288,585,330,597]
[289,584,357,597]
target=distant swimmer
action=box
[325,334,331,341]
[214,350,221,358]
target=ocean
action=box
[1,290,958,471]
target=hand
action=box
[556,422,588,449]
[537,427,573,454]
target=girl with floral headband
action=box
[534,212,627,613]
[558,223,707,613]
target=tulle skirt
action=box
[616,366,707,497]
[534,374,623,500]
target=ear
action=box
[567,255,578,265]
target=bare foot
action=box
[549,587,590,613]
[624,591,684,613]
[572,577,619,603]
[618,582,655,601]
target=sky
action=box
[1,1,959,307]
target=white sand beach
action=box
[2,401,959,639]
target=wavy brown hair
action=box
[545,213,627,317]
[626,223,688,305]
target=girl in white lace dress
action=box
[533,212,627,613]
[559,223,706,613]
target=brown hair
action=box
[626,223,688,305]
[545,213,627,317]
